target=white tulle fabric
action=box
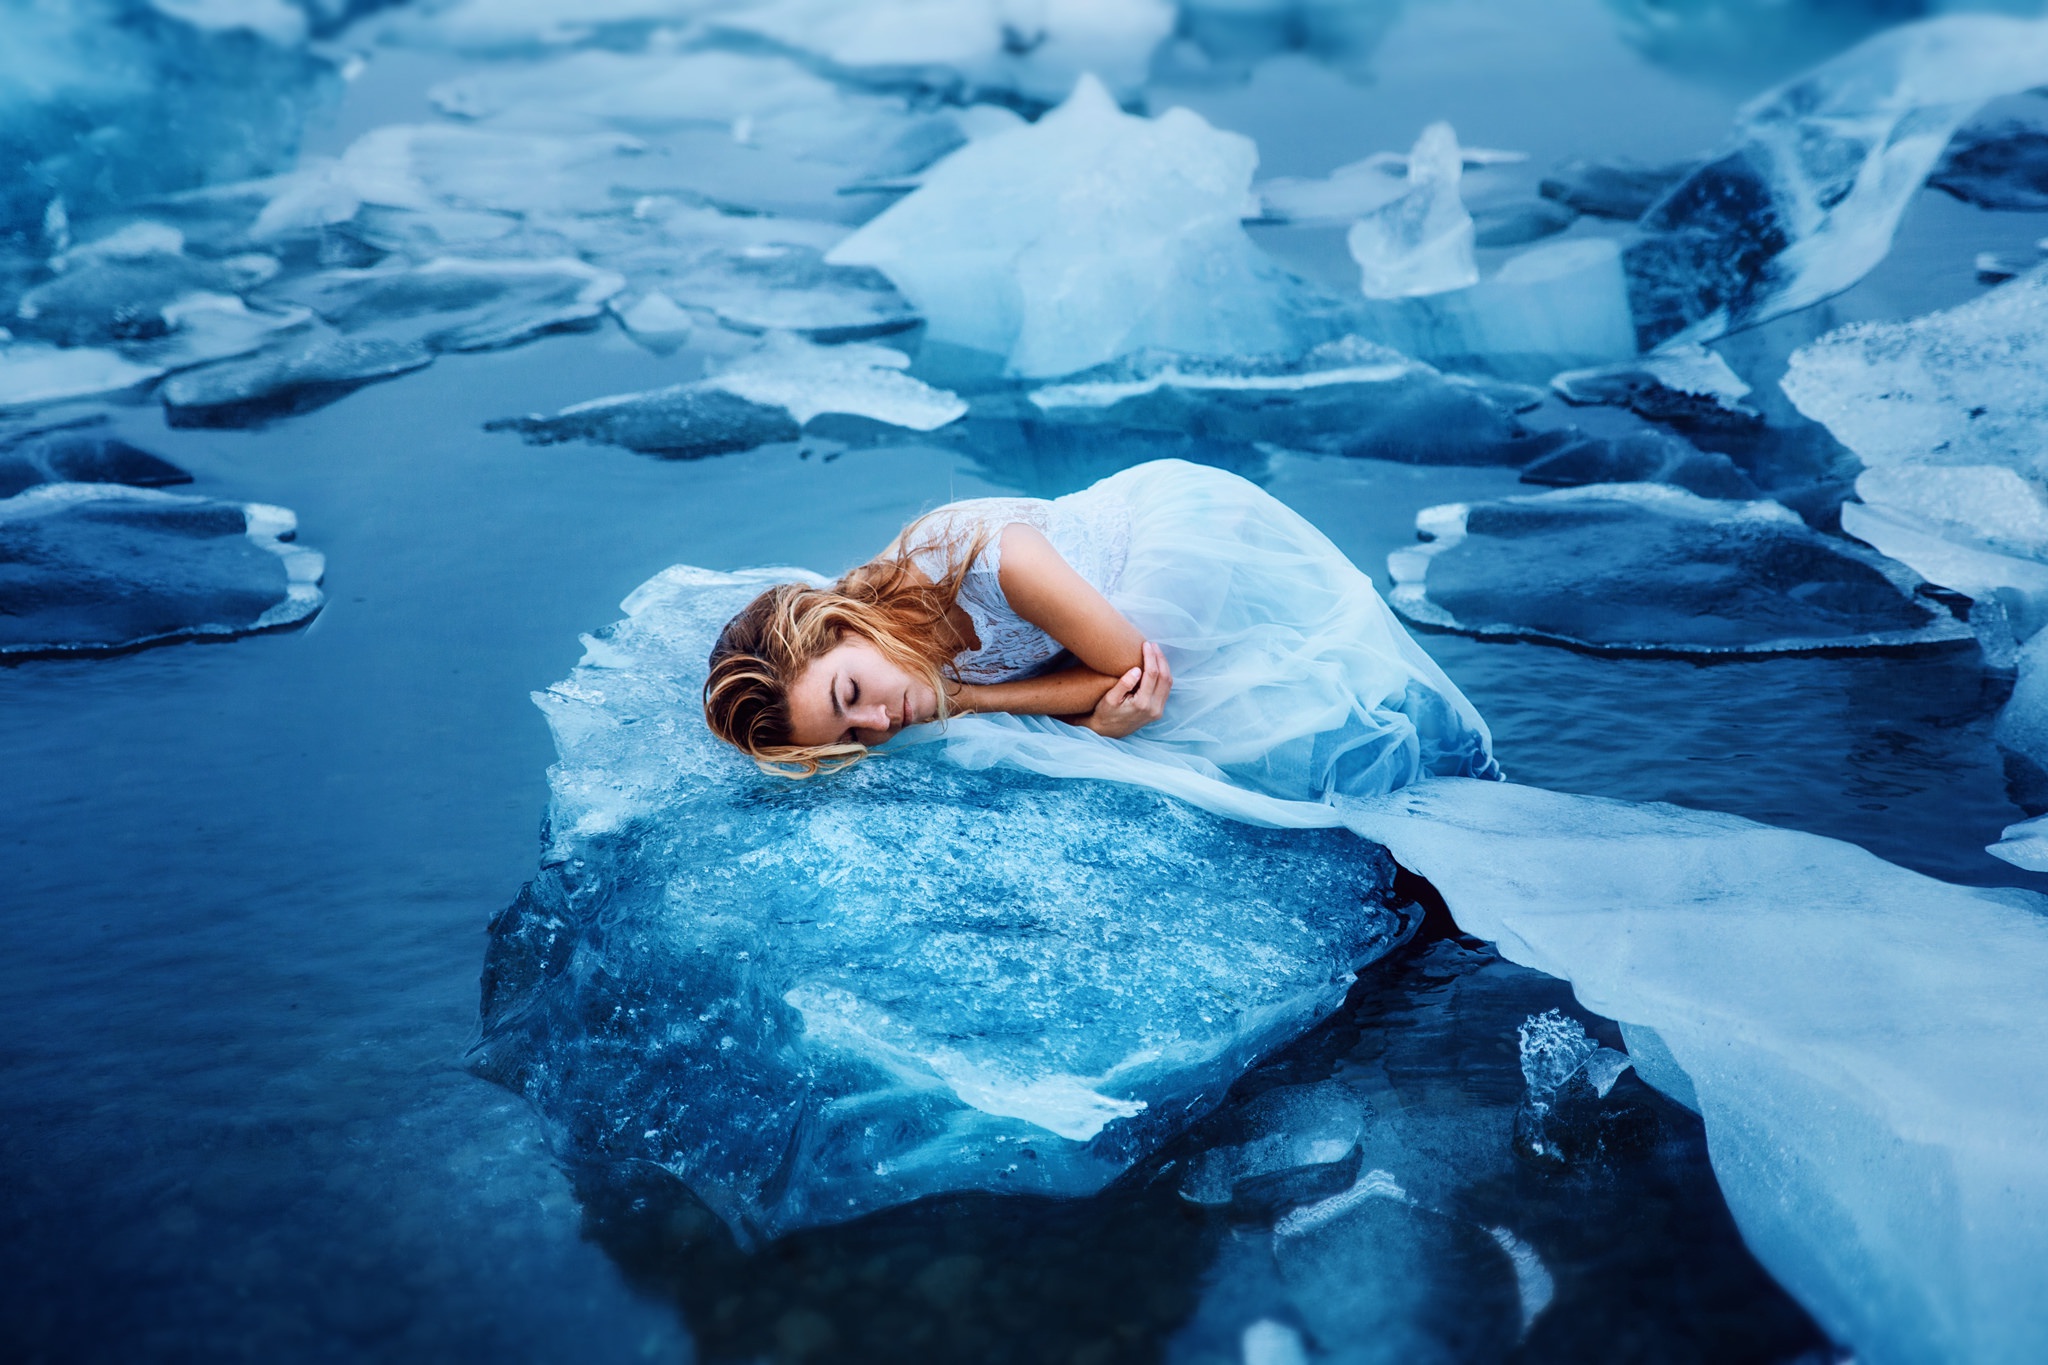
[896,460,1501,826]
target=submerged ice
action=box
[474,566,1421,1242]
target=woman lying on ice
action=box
[703,459,1500,808]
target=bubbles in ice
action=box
[473,565,1419,1242]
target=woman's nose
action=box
[855,702,892,732]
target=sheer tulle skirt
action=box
[914,460,1499,827]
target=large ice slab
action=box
[1625,14,2048,349]
[826,74,1320,379]
[1386,484,1968,655]
[490,337,965,457]
[263,256,622,353]
[473,565,1420,1243]
[1338,778,2048,1365]
[0,482,322,657]
[1024,337,1539,466]
[160,327,432,427]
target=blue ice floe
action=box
[1386,484,1970,655]
[474,565,1421,1244]
[1340,778,2048,1365]
[1625,13,2048,349]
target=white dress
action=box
[903,460,1500,825]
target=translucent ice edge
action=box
[1027,354,1424,412]
[1336,777,2048,1365]
[0,483,324,656]
[1385,484,1974,656]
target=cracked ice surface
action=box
[473,566,1419,1243]
[1339,778,2048,1365]
[826,74,1323,379]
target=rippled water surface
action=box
[6,1,2045,1361]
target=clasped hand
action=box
[1084,642,1173,738]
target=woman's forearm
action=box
[953,666,1120,720]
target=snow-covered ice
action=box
[0,482,322,656]
[1387,484,1969,655]
[472,565,1421,1242]
[1339,777,2048,1365]
[1625,14,2048,348]
[826,74,1320,379]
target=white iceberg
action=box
[826,74,1315,379]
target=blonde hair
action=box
[703,515,990,775]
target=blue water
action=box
[5,1,2045,1360]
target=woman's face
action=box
[786,635,938,748]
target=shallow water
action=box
[6,1,2046,1361]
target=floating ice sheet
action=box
[1347,124,1478,301]
[490,337,964,457]
[473,565,1419,1243]
[1338,777,2048,1365]
[1025,337,1539,466]
[265,256,621,353]
[1515,427,1760,501]
[826,74,1319,378]
[1552,343,1760,437]
[1625,14,2048,349]
[1929,120,2048,211]
[1386,484,1968,655]
[0,482,323,657]
[160,327,433,426]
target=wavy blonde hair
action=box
[703,515,990,775]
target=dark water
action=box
[5,1,2045,1361]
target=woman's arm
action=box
[952,645,1172,739]
[993,524,1145,677]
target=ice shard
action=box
[1386,484,1968,655]
[1347,123,1479,301]
[0,482,322,657]
[1624,14,2048,349]
[473,565,1420,1243]
[826,74,1320,379]
[1339,777,2048,1365]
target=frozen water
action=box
[473,565,1420,1243]
[1259,145,1524,227]
[1177,1083,1367,1216]
[0,0,331,239]
[1986,812,2048,872]
[705,0,1176,106]
[160,326,433,426]
[148,0,308,46]
[1553,343,1761,437]
[1782,266,2048,481]
[1338,777,2048,1365]
[1929,119,2048,211]
[1625,14,2048,349]
[1347,124,1479,301]
[0,482,322,657]
[826,74,1319,379]
[1517,427,1761,500]
[0,341,164,411]
[1510,1010,1638,1166]
[1386,484,1969,655]
[14,250,275,347]
[1357,238,1639,381]
[491,337,964,457]
[0,427,190,494]
[622,248,913,344]
[265,256,622,353]
[1537,158,1692,220]
[1025,337,1538,466]
[1469,200,1576,249]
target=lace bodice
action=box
[905,489,1133,684]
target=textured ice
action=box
[826,74,1317,379]
[1930,120,2048,211]
[160,327,432,426]
[1515,428,1760,501]
[491,338,964,457]
[1510,1010,1638,1166]
[0,427,190,496]
[1986,812,2048,872]
[0,341,164,411]
[265,256,621,353]
[1347,124,1479,301]
[1386,484,1968,655]
[471,565,1420,1242]
[1537,158,1692,220]
[1339,778,2048,1365]
[1357,238,1638,379]
[1552,343,1762,437]
[1025,337,1541,466]
[1624,14,2048,349]
[0,482,322,657]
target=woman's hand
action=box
[1084,642,1172,739]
